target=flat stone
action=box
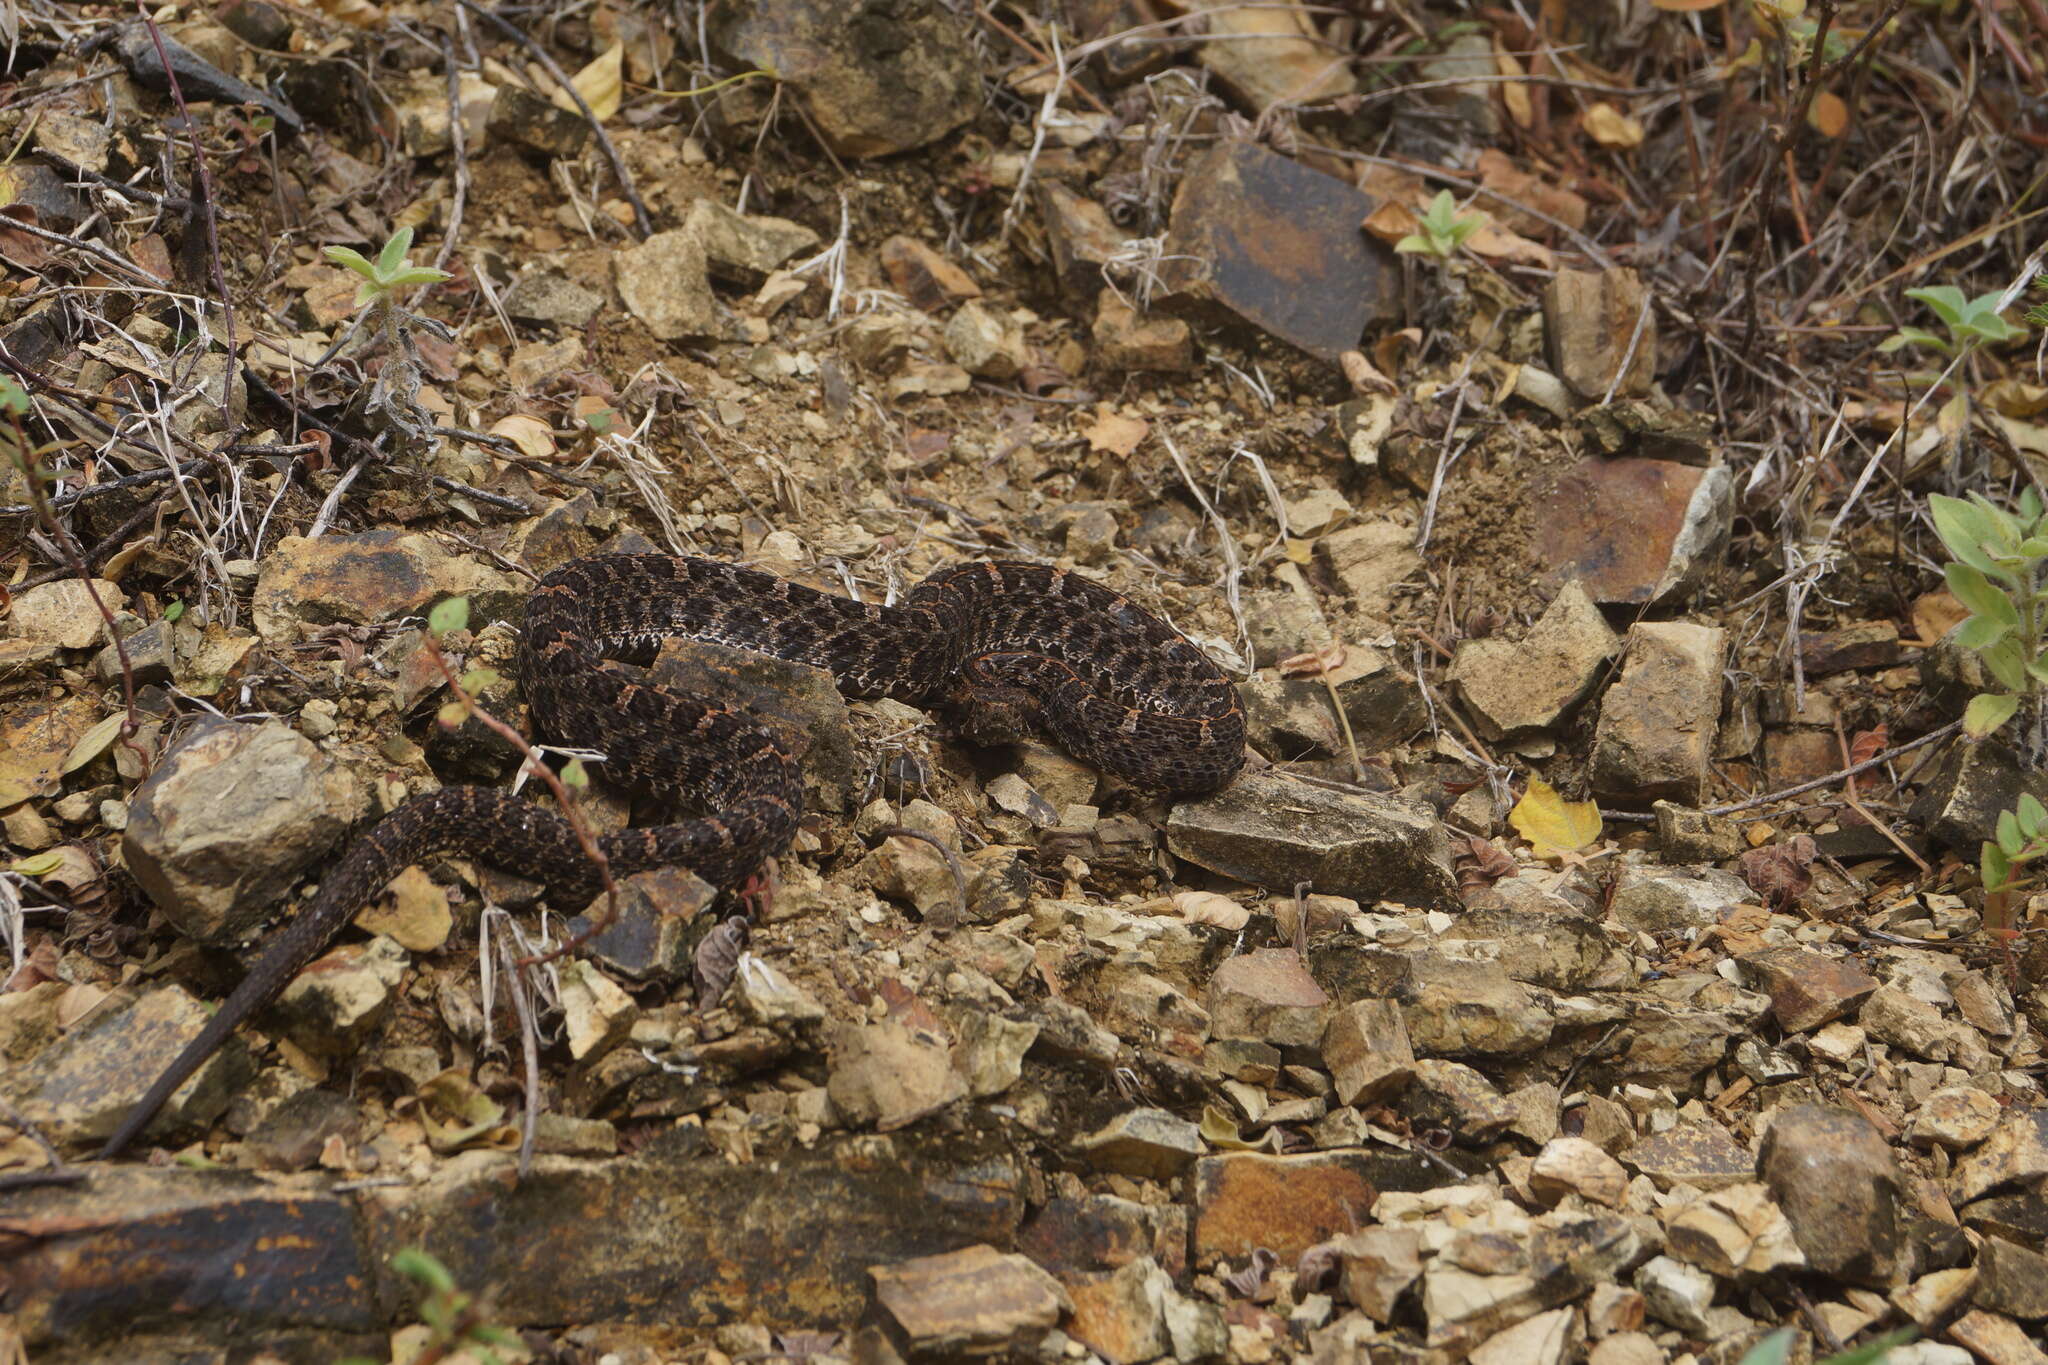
[566,865,716,983]
[1622,1119,1752,1192]
[1192,1150,1446,1266]
[1577,398,1715,463]
[501,269,604,328]
[1589,621,1726,806]
[686,196,818,287]
[1739,946,1878,1033]
[1074,1108,1204,1181]
[1910,737,2048,857]
[0,1165,372,1349]
[1016,1196,1189,1279]
[826,1017,967,1133]
[0,986,252,1149]
[252,531,520,641]
[274,935,408,1058]
[710,0,980,159]
[1063,1257,1170,1365]
[1092,293,1193,371]
[1801,621,1903,676]
[1470,1306,1579,1365]
[1321,999,1415,1106]
[869,1243,1068,1354]
[1402,956,1555,1056]
[357,1130,1027,1325]
[1040,184,1126,302]
[613,227,720,341]
[1336,1226,1425,1323]
[1544,268,1655,400]
[1207,948,1330,1050]
[1449,580,1619,739]
[1948,1309,2048,1365]
[943,301,1026,380]
[1404,1059,1517,1141]
[1318,518,1422,603]
[486,83,588,158]
[0,692,101,807]
[1192,0,1355,112]
[1661,1181,1805,1278]
[1653,802,1742,861]
[1159,142,1397,361]
[1167,769,1458,907]
[1955,1108,2048,1204]
[1633,1254,1713,1335]
[10,577,125,648]
[878,235,982,312]
[123,718,364,943]
[1971,1235,2048,1320]
[1609,863,1750,935]
[1533,458,1734,607]
[1760,1104,1909,1287]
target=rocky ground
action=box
[1,2,2046,1364]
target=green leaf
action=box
[2027,653,2048,685]
[382,266,452,290]
[62,712,126,774]
[1967,492,2024,553]
[390,1248,458,1295]
[1982,636,2029,691]
[2019,793,2045,838]
[0,378,27,414]
[427,597,470,635]
[1954,613,2013,651]
[436,700,470,729]
[1943,563,2018,625]
[163,599,185,622]
[375,226,415,278]
[1999,809,2024,855]
[1420,190,1458,233]
[1964,692,2020,738]
[561,757,589,788]
[2022,487,2044,524]
[322,245,376,278]
[457,666,502,694]
[1393,233,1439,257]
[1819,1327,1919,1365]
[1931,494,2012,579]
[1879,327,1948,354]
[2020,537,2048,558]
[1985,840,2013,892]
[1737,1329,1794,1365]
[1907,284,1968,329]
[9,849,67,877]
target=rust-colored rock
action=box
[1532,458,1733,607]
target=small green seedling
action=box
[1880,285,2026,357]
[1982,792,2048,898]
[323,226,452,311]
[1394,191,1484,261]
[340,1249,521,1365]
[1738,1325,1914,1365]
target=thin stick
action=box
[1705,721,1960,817]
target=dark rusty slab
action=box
[358,1126,1028,1327]
[1531,456,1733,606]
[1159,142,1397,360]
[0,1166,375,1350]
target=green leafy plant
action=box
[1929,488,2048,746]
[1738,1325,1914,1365]
[323,226,451,311]
[1394,190,1484,261]
[1982,792,2048,903]
[340,1249,520,1365]
[1880,285,2026,357]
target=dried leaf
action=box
[695,915,748,1004]
[1508,777,1602,860]
[1583,102,1644,148]
[1910,590,1969,644]
[1495,42,1533,129]
[1740,835,1816,909]
[61,713,125,774]
[489,412,557,460]
[311,0,384,25]
[1174,891,1250,930]
[1807,90,1850,138]
[1653,0,1725,9]
[1361,200,1419,248]
[1080,406,1149,456]
[1847,725,1888,767]
[559,41,624,122]
[1464,221,1556,268]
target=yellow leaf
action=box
[1807,90,1849,138]
[62,713,125,774]
[1509,777,1602,860]
[1583,102,1644,149]
[557,41,624,121]
[1494,42,1532,130]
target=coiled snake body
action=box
[99,555,1246,1156]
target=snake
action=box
[98,554,1247,1157]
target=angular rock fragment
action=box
[1533,458,1734,607]
[1166,769,1458,907]
[1589,622,1725,806]
[1449,580,1618,739]
[1544,268,1655,400]
[868,1244,1068,1355]
[1159,142,1397,360]
[710,0,980,159]
[1760,1104,1910,1287]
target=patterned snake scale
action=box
[99,554,1246,1157]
